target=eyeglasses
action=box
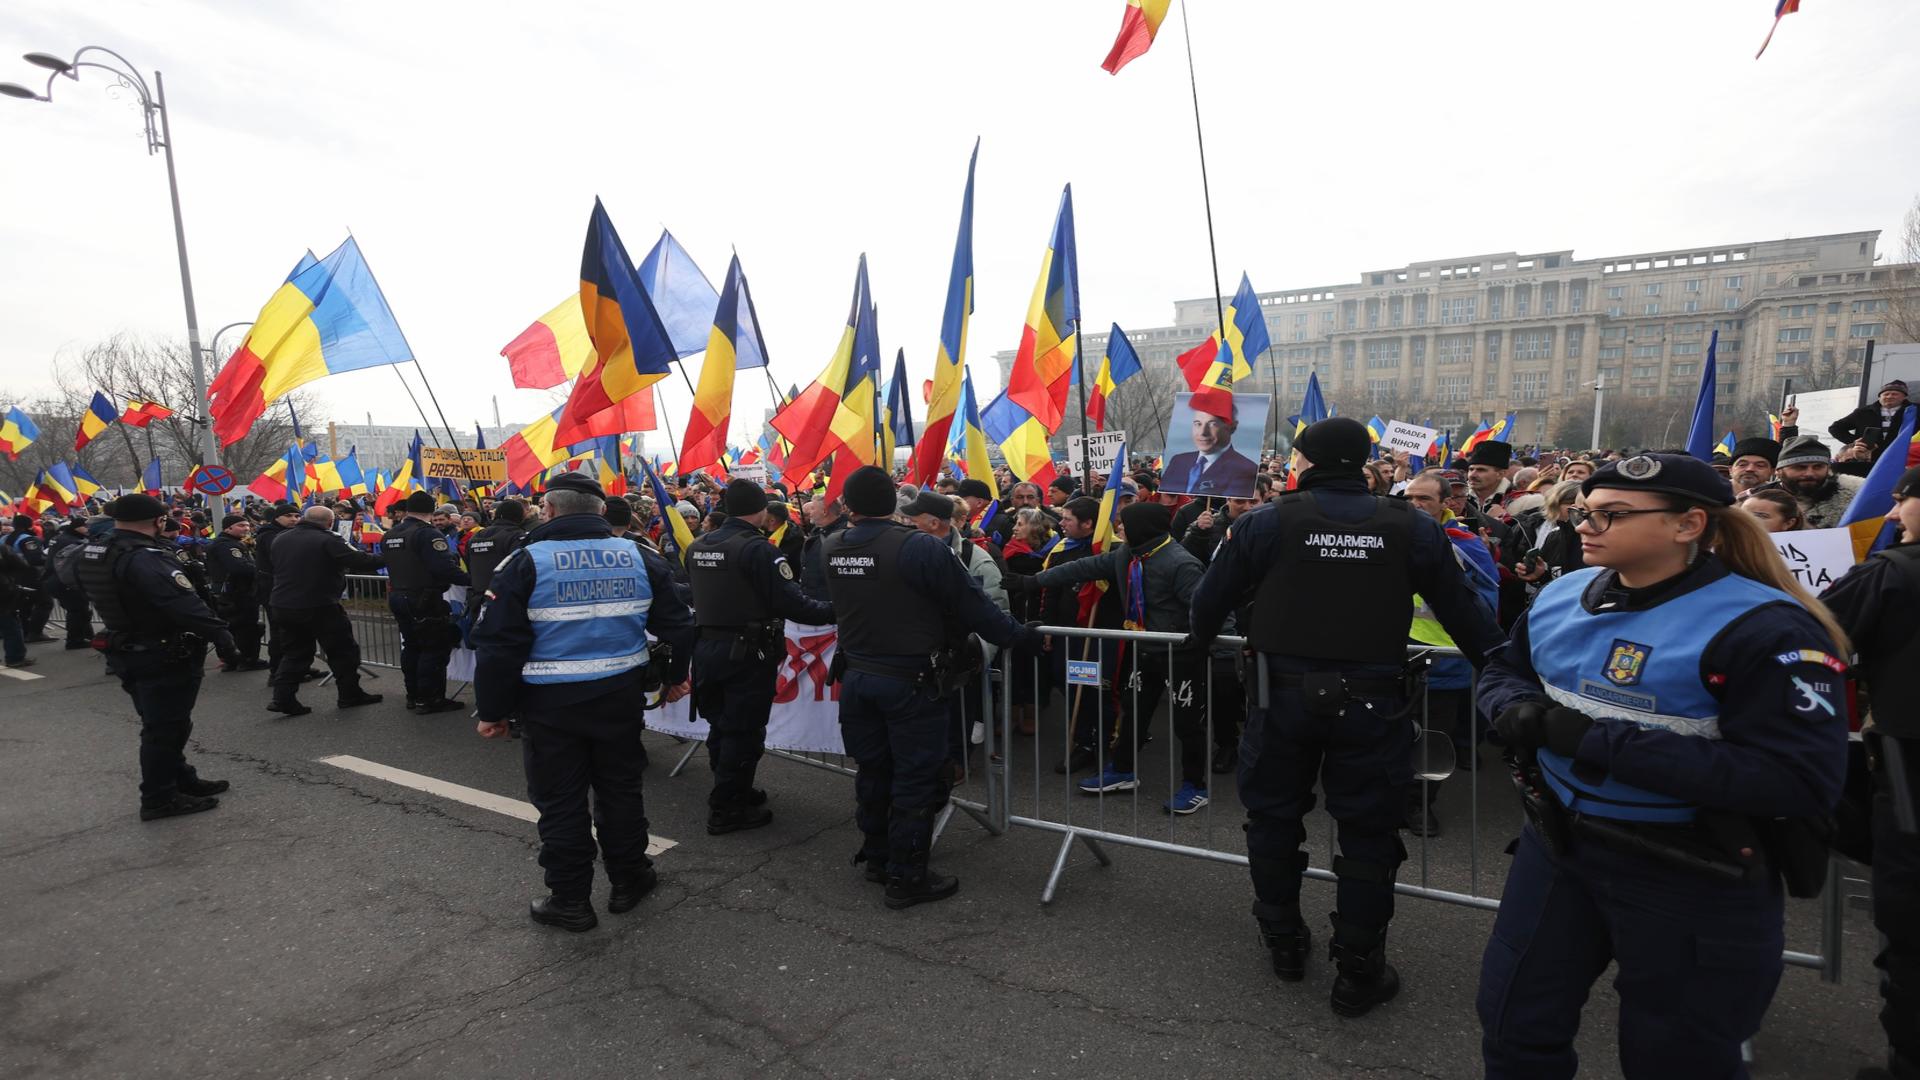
[1566,505,1678,533]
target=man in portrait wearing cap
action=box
[1164,402,1259,499]
[382,490,471,714]
[1728,436,1782,497]
[1830,380,1917,464]
[74,493,239,821]
[1189,417,1504,1015]
[821,466,1042,908]
[1778,434,1866,529]
[469,472,698,932]
[686,478,835,835]
[206,513,269,671]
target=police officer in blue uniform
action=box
[470,472,696,932]
[822,466,1041,908]
[1189,417,1503,1016]
[382,490,469,713]
[207,514,269,671]
[75,494,237,821]
[689,478,836,835]
[1476,452,1851,1079]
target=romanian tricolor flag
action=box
[75,392,118,451]
[502,295,595,390]
[121,399,174,428]
[1715,431,1738,459]
[208,239,413,446]
[642,456,694,565]
[373,460,416,515]
[41,463,79,509]
[1,406,40,458]
[910,140,977,487]
[1839,405,1919,559]
[1100,0,1172,74]
[142,458,163,496]
[982,389,1056,489]
[502,407,569,487]
[1078,324,1143,432]
[770,255,883,490]
[1175,274,1270,418]
[1756,0,1802,58]
[1367,416,1388,447]
[882,349,917,466]
[1006,187,1080,436]
[1769,412,1784,440]
[249,445,312,503]
[948,368,999,498]
[680,254,771,475]
[553,199,680,447]
[1461,413,1517,456]
[68,464,104,501]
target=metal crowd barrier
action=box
[342,575,403,669]
[1000,624,1843,983]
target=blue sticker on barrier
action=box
[1065,659,1102,687]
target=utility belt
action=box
[832,640,981,700]
[1510,752,1829,897]
[635,640,674,708]
[1267,665,1424,718]
[701,621,783,662]
[100,630,205,659]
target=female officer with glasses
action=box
[1474,452,1852,1079]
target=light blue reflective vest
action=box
[1526,566,1792,823]
[522,537,652,685]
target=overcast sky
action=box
[2,0,1916,455]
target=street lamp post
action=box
[2,47,220,470]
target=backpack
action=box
[51,537,86,592]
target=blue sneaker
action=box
[1077,765,1139,794]
[1164,782,1209,815]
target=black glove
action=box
[1017,619,1047,650]
[1004,573,1035,593]
[213,631,238,663]
[1543,707,1595,758]
[1493,702,1549,748]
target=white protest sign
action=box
[1066,430,1128,478]
[1772,526,1856,594]
[731,461,768,486]
[1382,420,1439,457]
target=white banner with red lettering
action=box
[644,622,847,755]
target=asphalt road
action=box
[0,642,1888,1079]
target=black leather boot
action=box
[140,793,219,821]
[884,868,959,909]
[1328,914,1399,1017]
[1258,917,1312,982]
[707,804,773,835]
[853,844,889,884]
[528,894,597,932]
[607,867,659,914]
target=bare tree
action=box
[1889,192,1920,346]
[30,333,322,489]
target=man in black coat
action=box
[266,506,386,715]
[1830,380,1918,464]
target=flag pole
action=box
[114,420,144,488]
[655,387,680,475]
[406,358,479,495]
[1178,0,1231,379]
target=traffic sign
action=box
[191,464,235,495]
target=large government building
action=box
[997,229,1913,447]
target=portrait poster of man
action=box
[1161,393,1270,499]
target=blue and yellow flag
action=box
[948,367,999,498]
[1,405,41,458]
[882,348,917,464]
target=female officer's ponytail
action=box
[1705,504,1851,655]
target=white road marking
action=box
[0,665,45,681]
[316,754,677,856]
